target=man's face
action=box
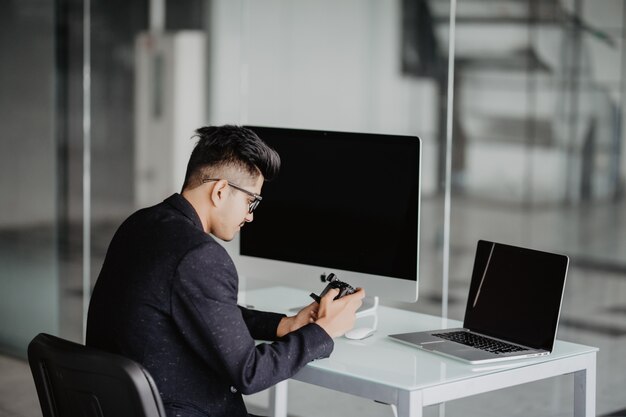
[213,175,264,242]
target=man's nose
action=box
[244,212,254,223]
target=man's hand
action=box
[314,288,365,338]
[276,302,318,337]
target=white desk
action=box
[244,287,598,417]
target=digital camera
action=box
[310,273,356,303]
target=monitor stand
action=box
[345,296,379,340]
[356,295,379,318]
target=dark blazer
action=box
[87,194,333,417]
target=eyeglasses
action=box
[202,178,263,213]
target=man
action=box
[86,125,364,417]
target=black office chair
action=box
[28,333,166,417]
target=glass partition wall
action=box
[442,1,626,416]
[209,0,448,302]
[1,0,625,417]
[0,0,203,352]
[0,1,65,357]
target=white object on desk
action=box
[345,326,375,340]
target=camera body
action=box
[310,273,356,303]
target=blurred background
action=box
[1,0,625,416]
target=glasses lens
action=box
[249,199,260,213]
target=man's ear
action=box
[209,179,230,208]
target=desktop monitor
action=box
[238,126,421,303]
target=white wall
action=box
[134,31,207,208]
[207,0,442,293]
[208,0,440,196]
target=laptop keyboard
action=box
[432,331,527,354]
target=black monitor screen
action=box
[241,126,420,281]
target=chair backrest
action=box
[28,333,166,417]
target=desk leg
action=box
[269,380,288,417]
[397,390,423,417]
[574,355,596,417]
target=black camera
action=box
[310,273,356,303]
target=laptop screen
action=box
[463,240,569,351]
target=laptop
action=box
[390,240,569,364]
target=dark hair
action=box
[182,125,281,190]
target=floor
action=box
[0,356,39,417]
[2,195,626,417]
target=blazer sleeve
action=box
[171,241,333,395]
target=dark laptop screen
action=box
[463,240,569,351]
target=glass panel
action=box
[84,0,208,362]
[449,0,626,415]
[88,0,206,287]
[210,0,449,311]
[0,1,59,356]
[89,1,149,306]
